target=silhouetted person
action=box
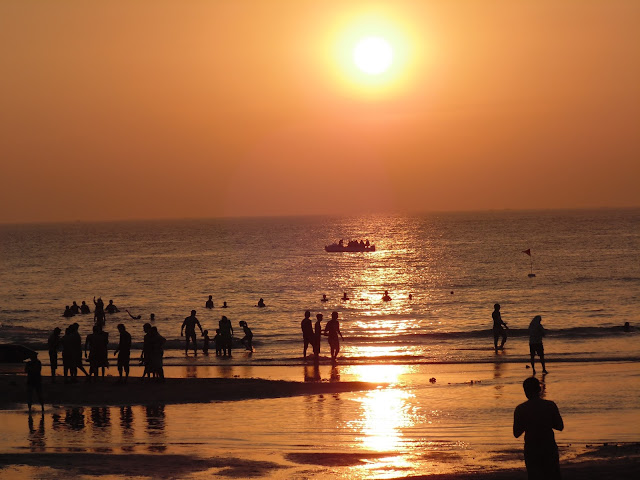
[239,321,253,351]
[126,309,141,320]
[409,294,413,300]
[321,294,328,302]
[80,301,91,314]
[150,326,166,382]
[313,313,323,360]
[61,326,74,382]
[514,377,564,480]
[70,301,81,315]
[62,306,74,318]
[150,313,155,321]
[382,290,392,302]
[69,323,90,378]
[301,310,314,358]
[324,311,344,362]
[25,352,44,413]
[222,301,228,308]
[85,324,108,380]
[203,329,210,354]
[623,321,631,332]
[181,310,203,355]
[141,323,152,380]
[257,298,266,308]
[213,329,222,356]
[114,323,131,383]
[47,327,62,381]
[492,303,508,352]
[219,315,233,356]
[205,295,214,309]
[528,315,548,374]
[342,292,349,301]
[105,299,119,314]
[93,297,105,326]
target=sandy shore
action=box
[0,374,382,406]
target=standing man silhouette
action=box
[301,311,314,358]
[514,377,564,480]
[181,310,203,355]
[492,303,508,352]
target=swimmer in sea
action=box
[205,295,214,309]
[382,290,392,302]
[321,294,328,302]
[257,298,266,308]
[126,310,142,320]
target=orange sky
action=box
[1,0,638,223]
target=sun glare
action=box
[353,36,393,75]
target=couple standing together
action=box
[301,310,343,362]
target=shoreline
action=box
[0,374,383,407]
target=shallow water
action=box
[1,210,639,367]
[1,362,639,479]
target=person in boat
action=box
[359,240,365,248]
[342,292,349,301]
[257,298,266,308]
[321,294,328,302]
[339,239,344,246]
[205,295,214,309]
[365,239,370,247]
[382,290,392,302]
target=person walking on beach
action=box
[313,313,323,361]
[528,315,548,374]
[25,352,44,413]
[114,323,132,383]
[492,303,508,352]
[47,327,62,381]
[324,311,344,362]
[301,310,314,358]
[181,310,203,355]
[69,323,90,379]
[514,377,564,479]
[219,315,233,356]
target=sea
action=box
[1,208,638,366]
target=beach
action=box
[1,361,639,479]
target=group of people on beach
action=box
[181,309,253,357]
[301,310,343,362]
[491,303,549,373]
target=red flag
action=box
[522,249,531,256]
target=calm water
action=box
[1,209,639,365]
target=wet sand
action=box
[0,374,382,406]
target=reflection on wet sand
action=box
[145,405,167,452]
[28,413,45,452]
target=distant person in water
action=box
[341,292,349,301]
[114,324,131,383]
[181,310,203,355]
[126,310,141,320]
[25,352,44,413]
[301,310,314,358]
[80,301,91,314]
[514,377,564,480]
[239,321,253,351]
[213,329,222,356]
[150,313,155,321]
[219,316,233,356]
[528,315,548,374]
[324,311,344,361]
[409,294,413,300]
[105,299,119,314]
[623,321,631,332]
[93,297,105,326]
[70,301,81,315]
[492,303,508,352]
[321,294,328,302]
[205,295,214,309]
[257,298,266,308]
[202,329,210,355]
[47,327,62,381]
[222,301,228,308]
[382,290,392,302]
[62,306,74,318]
[313,313,323,360]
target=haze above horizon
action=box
[1,0,638,224]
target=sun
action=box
[353,36,393,75]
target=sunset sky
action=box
[1,0,638,223]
